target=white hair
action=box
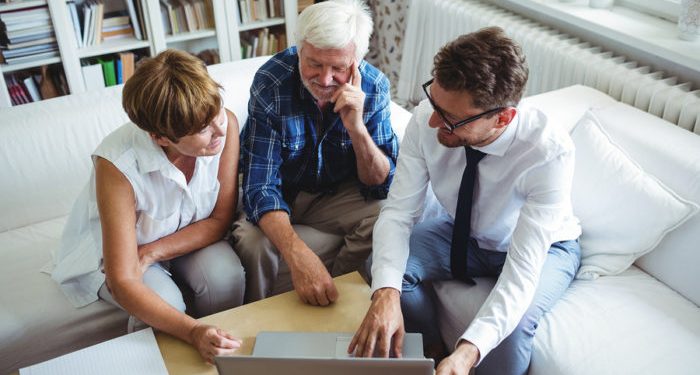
[295,0,373,61]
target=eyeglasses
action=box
[421,78,503,133]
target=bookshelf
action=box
[0,0,298,108]
[227,0,297,60]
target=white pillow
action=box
[570,110,699,279]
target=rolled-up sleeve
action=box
[360,76,399,200]
[241,87,289,224]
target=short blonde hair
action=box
[122,49,222,142]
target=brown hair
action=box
[122,49,222,142]
[432,26,528,109]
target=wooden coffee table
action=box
[155,272,372,374]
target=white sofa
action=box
[1,55,698,374]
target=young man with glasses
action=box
[349,27,582,375]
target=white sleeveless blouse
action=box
[51,116,226,308]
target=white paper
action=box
[20,328,168,375]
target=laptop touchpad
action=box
[335,336,354,358]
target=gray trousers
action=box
[99,240,245,332]
[231,179,383,303]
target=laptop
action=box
[215,331,434,375]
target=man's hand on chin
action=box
[288,245,338,306]
[435,340,480,375]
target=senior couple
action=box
[49,1,581,374]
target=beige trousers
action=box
[231,179,383,303]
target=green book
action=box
[97,58,116,87]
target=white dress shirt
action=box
[51,118,226,308]
[371,99,581,361]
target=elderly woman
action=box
[51,49,245,363]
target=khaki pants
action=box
[232,179,383,303]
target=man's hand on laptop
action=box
[349,287,404,358]
[288,246,338,306]
[189,323,241,364]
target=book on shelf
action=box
[258,27,268,56]
[240,28,285,59]
[116,58,122,84]
[3,65,66,106]
[22,75,41,101]
[80,2,92,47]
[101,10,133,40]
[255,0,269,21]
[238,0,249,23]
[237,0,284,25]
[160,0,214,35]
[1,41,57,58]
[3,36,55,49]
[160,0,178,35]
[81,62,105,91]
[174,3,187,33]
[2,18,50,32]
[0,49,58,64]
[0,3,56,62]
[124,0,143,40]
[135,0,147,39]
[79,0,101,47]
[98,57,116,86]
[192,0,206,29]
[79,51,135,92]
[178,0,197,32]
[102,14,130,29]
[77,0,144,47]
[119,51,134,82]
[93,1,104,46]
[67,0,82,47]
[7,76,26,105]
[0,6,50,24]
[102,25,134,40]
[159,2,172,35]
[3,24,53,42]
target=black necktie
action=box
[450,147,486,284]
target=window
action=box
[618,0,681,22]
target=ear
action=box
[150,133,172,147]
[495,107,517,128]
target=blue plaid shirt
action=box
[240,47,399,224]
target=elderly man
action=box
[350,27,582,375]
[232,0,398,306]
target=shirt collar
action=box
[132,124,171,174]
[473,111,519,157]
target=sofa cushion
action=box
[570,111,698,279]
[0,217,128,373]
[530,266,700,375]
[434,266,700,375]
[590,102,700,306]
[0,86,128,232]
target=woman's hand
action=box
[189,323,242,364]
[136,243,157,275]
